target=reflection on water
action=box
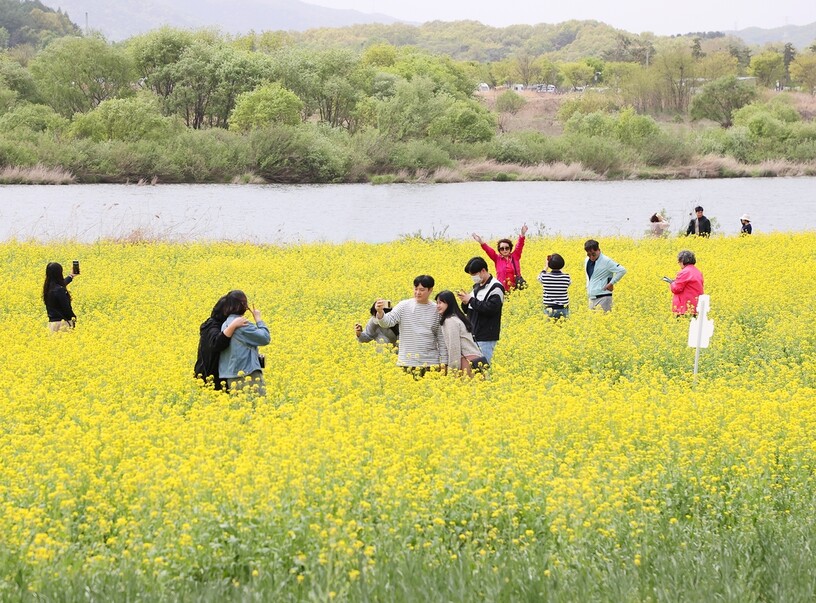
[1,178,814,243]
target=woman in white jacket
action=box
[435,290,488,376]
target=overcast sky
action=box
[314,0,814,34]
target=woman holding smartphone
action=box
[218,291,270,395]
[43,262,78,332]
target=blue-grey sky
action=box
[314,0,814,34]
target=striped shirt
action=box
[376,299,447,367]
[537,271,571,307]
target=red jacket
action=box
[670,264,704,315]
[481,237,525,290]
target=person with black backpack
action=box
[194,292,249,390]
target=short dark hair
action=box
[584,239,600,252]
[497,238,513,251]
[695,206,704,212]
[413,275,435,289]
[548,253,565,270]
[464,257,488,274]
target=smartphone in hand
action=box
[661,276,673,283]
[72,260,80,275]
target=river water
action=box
[1,178,813,243]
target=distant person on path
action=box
[665,250,704,316]
[471,224,528,291]
[195,293,249,390]
[43,262,78,332]
[686,206,711,237]
[434,290,488,376]
[219,291,270,395]
[375,275,447,374]
[355,302,398,348]
[537,253,571,319]
[583,240,626,312]
[458,257,505,362]
[649,213,670,237]
[740,214,752,235]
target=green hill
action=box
[0,0,80,48]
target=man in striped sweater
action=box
[375,275,447,372]
[537,253,571,319]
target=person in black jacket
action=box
[457,256,505,363]
[194,292,249,390]
[43,262,78,332]
[686,206,711,237]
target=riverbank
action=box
[3,155,815,185]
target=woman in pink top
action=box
[471,224,528,291]
[667,250,704,316]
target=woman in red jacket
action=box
[667,250,704,316]
[471,224,528,291]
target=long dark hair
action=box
[435,290,472,332]
[210,294,230,322]
[43,262,70,304]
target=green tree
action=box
[783,42,796,85]
[168,41,264,129]
[0,102,67,133]
[229,83,303,131]
[271,47,367,128]
[652,39,696,113]
[697,51,739,81]
[0,54,38,103]
[534,57,562,87]
[428,98,495,143]
[690,76,758,127]
[361,43,397,68]
[789,54,816,95]
[69,95,180,141]
[560,62,594,89]
[374,76,450,141]
[513,49,540,86]
[495,89,526,114]
[29,36,135,116]
[127,27,195,101]
[749,50,785,88]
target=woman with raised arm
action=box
[471,224,528,291]
[218,290,270,395]
[43,262,78,332]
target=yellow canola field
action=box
[1,234,815,597]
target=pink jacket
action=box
[481,237,525,290]
[670,264,704,315]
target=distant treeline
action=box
[1,25,815,183]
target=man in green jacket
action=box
[583,239,627,312]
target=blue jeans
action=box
[545,306,570,319]
[476,340,498,363]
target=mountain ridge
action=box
[40,0,816,49]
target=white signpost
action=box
[688,294,714,377]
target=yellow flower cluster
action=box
[0,233,814,598]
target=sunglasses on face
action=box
[499,246,510,251]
